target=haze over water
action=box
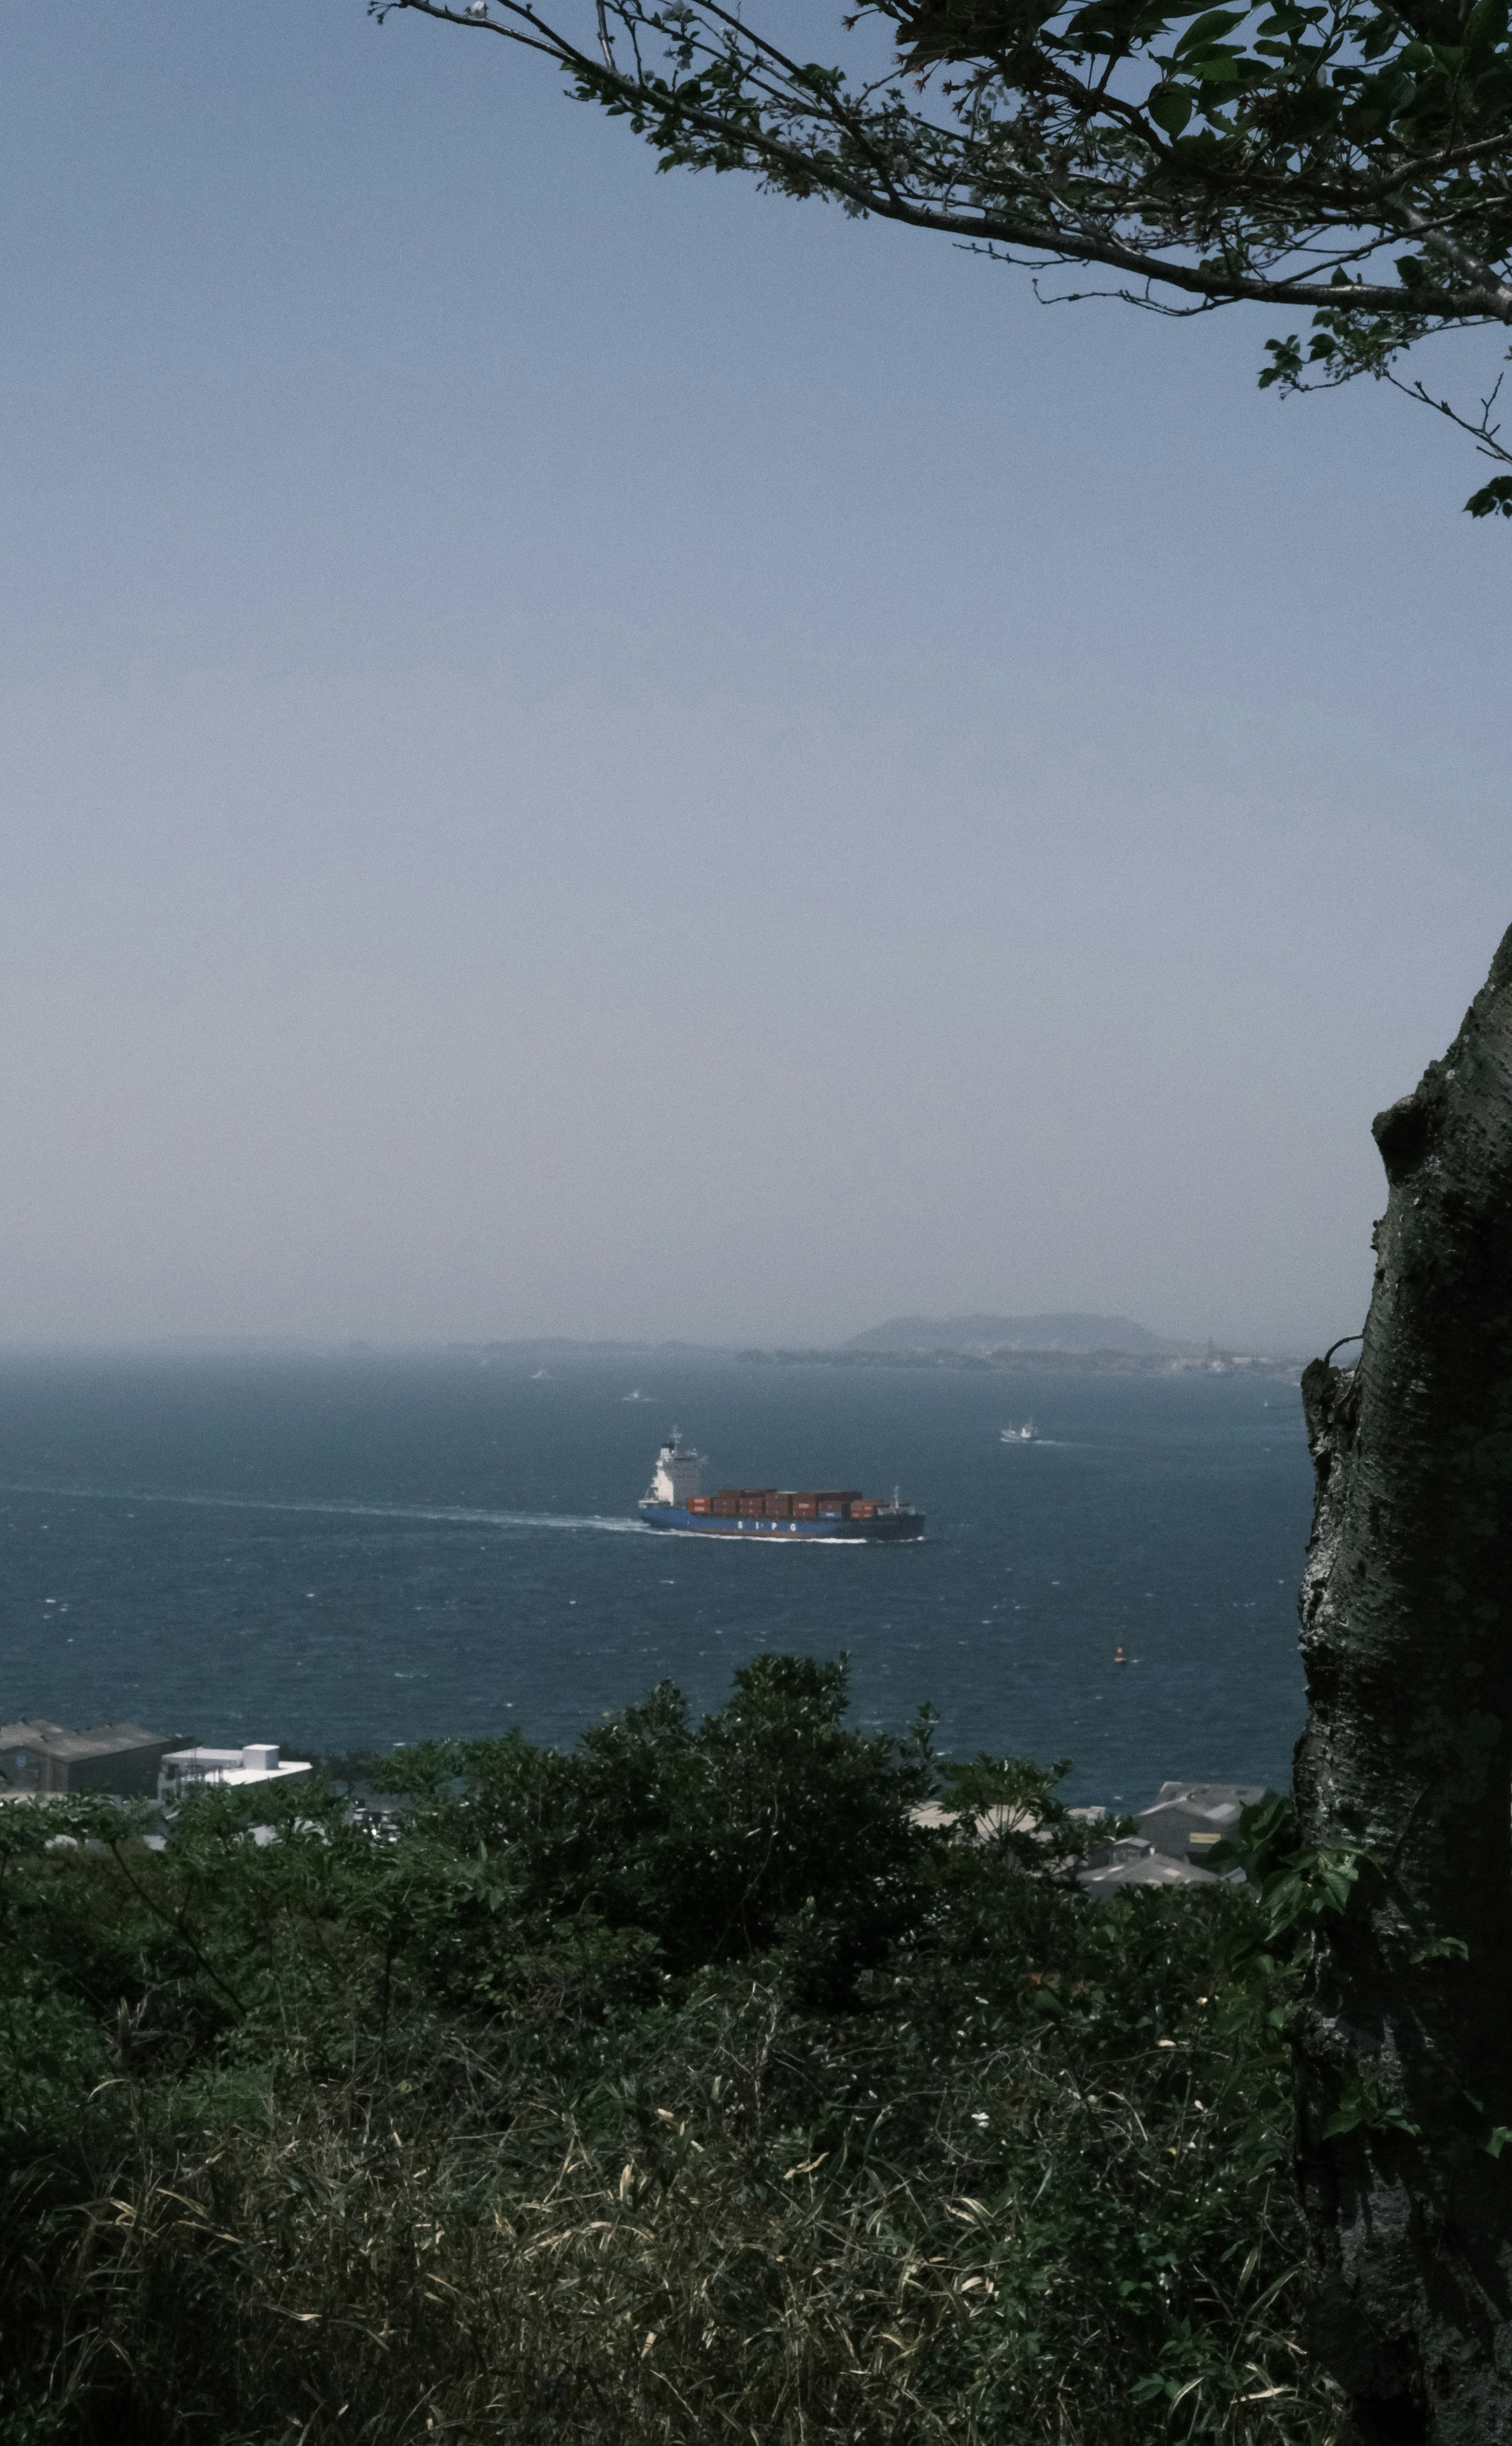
[0,1352,1312,1807]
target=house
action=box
[0,1719,183,1799]
[1135,1781,1273,1865]
[158,1742,313,1797]
[1077,1779,1275,1895]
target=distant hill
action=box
[846,1313,1181,1357]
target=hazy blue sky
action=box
[3,0,1508,1353]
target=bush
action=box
[0,1658,1337,2445]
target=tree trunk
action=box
[1294,924,1512,2445]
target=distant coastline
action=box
[7,1311,1308,1369]
[734,1344,1304,1380]
[439,1308,1306,1380]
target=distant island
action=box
[442,1313,1303,1379]
[739,1309,1303,1379]
[845,1311,1181,1357]
[735,1344,1302,1379]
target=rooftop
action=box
[160,1743,312,1791]
[0,1718,170,1762]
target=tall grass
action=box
[0,1660,1341,2445]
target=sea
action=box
[0,1350,1316,1809]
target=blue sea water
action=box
[0,1351,1316,1807]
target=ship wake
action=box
[0,1482,651,1535]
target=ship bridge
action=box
[648,1431,704,1508]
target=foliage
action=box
[372,0,1512,499]
[0,1657,1339,2444]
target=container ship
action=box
[638,1432,923,1541]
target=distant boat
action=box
[1001,1422,1036,1443]
[623,1387,649,1402]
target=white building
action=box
[159,1741,313,1799]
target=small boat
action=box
[623,1387,648,1402]
[1001,1422,1036,1443]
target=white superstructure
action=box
[645,1430,704,1508]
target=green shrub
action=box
[0,1658,1336,2445]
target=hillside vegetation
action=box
[0,1656,1334,2445]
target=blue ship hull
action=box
[639,1503,923,1542]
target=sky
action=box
[2,0,1509,1355]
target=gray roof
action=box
[0,1719,170,1760]
[1078,1840,1223,1894]
[1076,1779,1277,1895]
[1144,1780,1270,1813]
[1136,1782,1273,1860]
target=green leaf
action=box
[1408,1933,1468,1964]
[1321,2076,1421,2140]
[1174,6,1246,49]
[1258,332,1303,388]
[1320,2096,1366,2137]
[1149,82,1197,128]
[1466,475,1512,517]
[1464,0,1508,54]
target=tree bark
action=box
[1295,924,1512,2445]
